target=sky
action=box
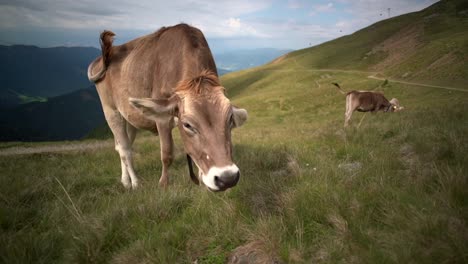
[0,0,438,53]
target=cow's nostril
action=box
[214,176,225,188]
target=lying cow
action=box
[332,83,403,127]
[88,24,248,192]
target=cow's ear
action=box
[129,95,179,121]
[232,106,248,128]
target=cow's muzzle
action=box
[187,155,240,191]
[203,164,240,192]
[213,170,240,191]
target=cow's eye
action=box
[183,122,196,133]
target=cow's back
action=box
[348,91,390,112]
[95,24,218,131]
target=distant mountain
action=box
[214,48,293,72]
[0,45,100,98]
[0,87,105,141]
[0,90,22,108]
[0,44,233,107]
[217,68,231,76]
[0,44,292,141]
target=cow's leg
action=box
[345,111,353,127]
[104,108,139,189]
[127,122,137,145]
[119,123,138,188]
[344,96,353,127]
[156,119,175,187]
[116,138,131,188]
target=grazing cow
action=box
[87,24,248,192]
[332,83,403,127]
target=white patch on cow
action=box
[202,164,239,191]
[206,155,210,160]
[114,143,138,189]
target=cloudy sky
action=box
[0,0,438,52]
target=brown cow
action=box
[87,24,248,191]
[332,83,403,127]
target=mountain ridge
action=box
[0,87,105,141]
[260,0,468,87]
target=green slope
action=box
[259,0,468,87]
[2,69,466,263]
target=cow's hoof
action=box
[158,179,168,188]
[131,181,139,190]
[121,179,132,189]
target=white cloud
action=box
[287,0,301,9]
[334,18,368,33]
[316,3,334,12]
[194,17,267,38]
[0,0,440,50]
[0,0,272,38]
[356,0,436,16]
[337,0,437,16]
[310,2,335,16]
[334,0,438,32]
[241,18,341,49]
[227,18,241,29]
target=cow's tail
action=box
[87,30,115,83]
[332,82,346,95]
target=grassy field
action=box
[1,65,467,263]
[2,1,468,262]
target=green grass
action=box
[2,1,468,262]
[84,123,112,140]
[1,68,467,263]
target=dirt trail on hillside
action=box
[277,59,468,93]
[0,141,113,156]
[367,75,468,93]
[265,65,467,92]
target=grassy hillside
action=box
[1,68,467,262]
[275,0,468,87]
[1,1,467,263]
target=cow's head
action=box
[389,98,404,112]
[129,71,247,191]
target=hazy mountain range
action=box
[214,48,292,71]
[0,46,293,141]
[0,45,100,98]
[0,87,103,141]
